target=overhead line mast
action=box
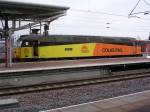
[129,0,150,17]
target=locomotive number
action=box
[65,48,73,51]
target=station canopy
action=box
[0,0,69,68]
[0,0,69,21]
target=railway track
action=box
[0,70,150,96]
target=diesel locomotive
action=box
[13,35,142,61]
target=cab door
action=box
[33,41,39,57]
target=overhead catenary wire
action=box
[55,15,150,32]
[69,8,150,21]
[52,24,150,32]
[54,16,150,30]
[52,18,150,28]
[70,9,128,18]
[58,15,150,28]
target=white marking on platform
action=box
[40,90,150,112]
[0,99,19,106]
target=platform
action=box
[41,90,150,112]
[0,57,150,73]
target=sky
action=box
[7,0,150,40]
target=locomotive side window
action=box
[25,42,29,46]
[21,41,30,47]
[21,41,38,47]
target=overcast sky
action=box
[10,0,150,40]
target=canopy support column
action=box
[4,19,12,68]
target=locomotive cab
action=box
[22,40,39,57]
[14,36,39,60]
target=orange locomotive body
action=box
[94,43,141,57]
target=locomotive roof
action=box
[19,35,136,45]
[19,35,136,41]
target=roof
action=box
[0,0,69,21]
[19,34,136,41]
[19,34,136,46]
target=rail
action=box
[0,69,150,96]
